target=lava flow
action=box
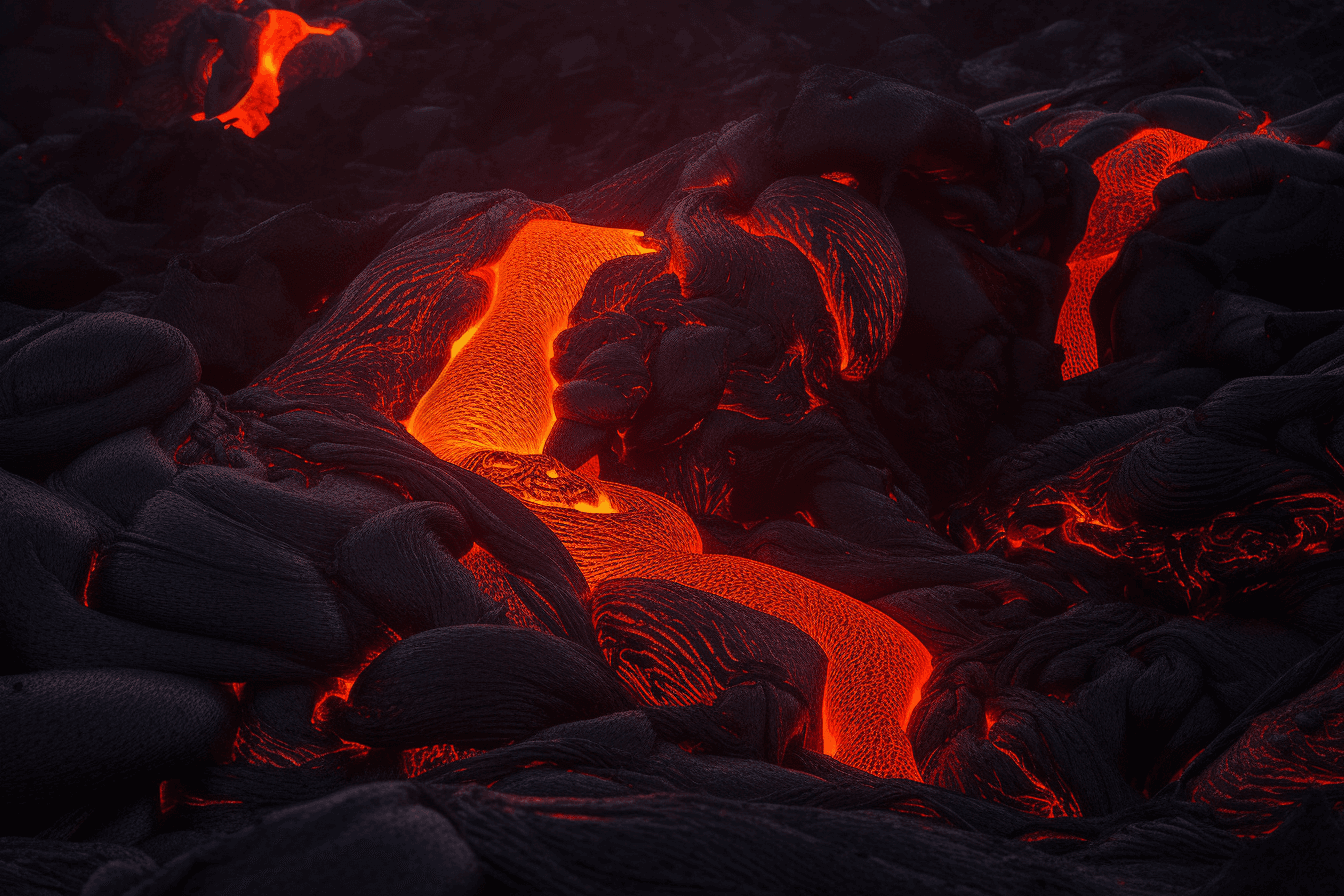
[1053,127,1208,379]
[192,9,345,137]
[409,219,654,461]
[408,218,932,779]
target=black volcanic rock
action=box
[337,624,630,749]
[0,668,234,832]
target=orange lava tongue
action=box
[408,218,652,461]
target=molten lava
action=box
[408,219,655,461]
[408,218,932,779]
[191,9,344,138]
[1053,128,1208,379]
[470,452,930,776]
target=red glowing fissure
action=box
[80,549,99,608]
[962,439,1344,616]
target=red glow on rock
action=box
[1190,661,1344,835]
[310,673,359,728]
[196,9,344,137]
[962,440,1344,616]
[80,550,99,607]
[991,741,1080,818]
[401,743,483,777]
[1054,128,1208,378]
[310,636,399,731]
[734,179,905,382]
[200,41,222,91]
[1031,110,1105,149]
[158,780,178,814]
[1002,102,1054,126]
[821,171,860,189]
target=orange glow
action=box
[450,321,482,361]
[821,704,838,756]
[467,454,931,778]
[572,494,617,514]
[407,219,653,463]
[408,218,931,778]
[197,10,344,137]
[1054,128,1208,378]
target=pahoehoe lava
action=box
[3,1,1344,894]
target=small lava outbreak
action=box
[188,9,354,138]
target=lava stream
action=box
[409,217,932,779]
[1054,128,1208,379]
[409,218,653,460]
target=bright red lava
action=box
[191,9,343,137]
[1053,128,1208,379]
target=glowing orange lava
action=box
[409,220,654,461]
[962,438,1344,616]
[1054,128,1208,378]
[191,9,344,137]
[409,218,931,779]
